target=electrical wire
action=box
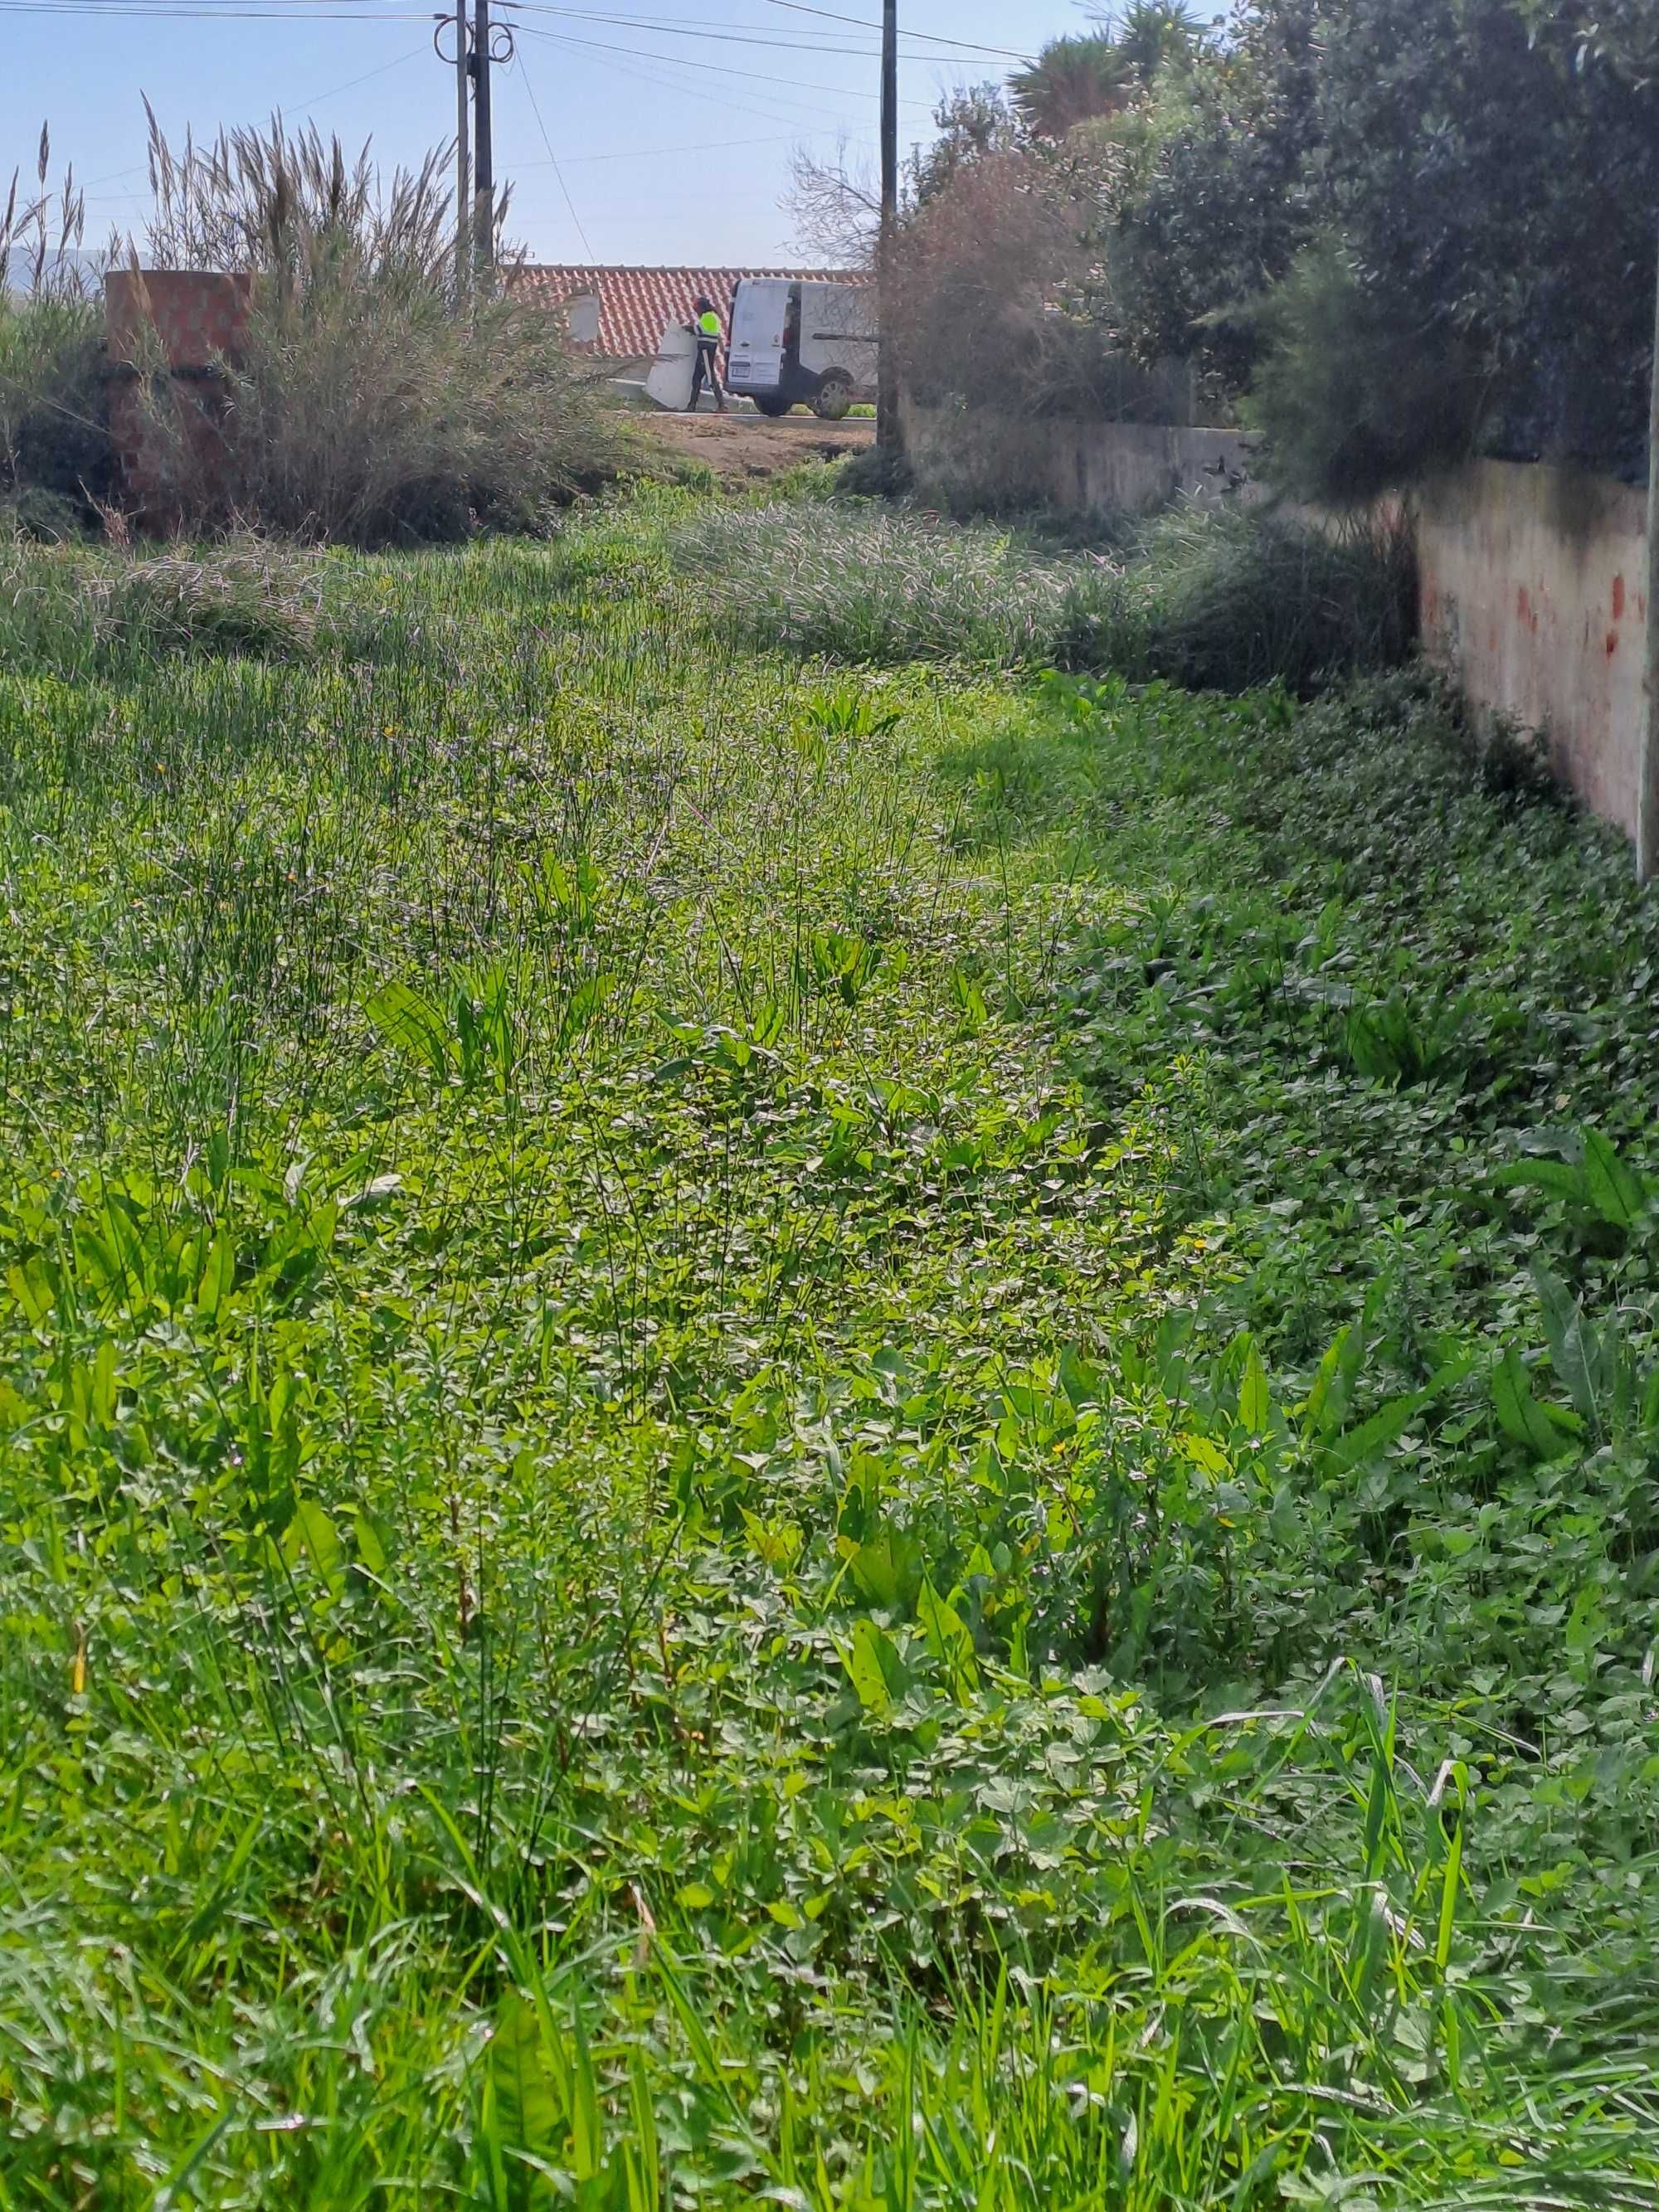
[512,23,843,131]
[498,6,1023,64]
[521,128,864,164]
[0,2,433,15]
[513,20,932,107]
[761,0,1031,61]
[513,40,595,257]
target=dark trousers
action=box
[688,338,723,410]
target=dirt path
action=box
[642,409,874,484]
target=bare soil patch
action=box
[641,409,874,484]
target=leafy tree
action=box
[905,83,1019,209]
[1110,0,1321,391]
[1098,1,1210,82]
[1313,0,1659,477]
[1243,237,1488,503]
[1012,7,1207,141]
[1010,36,1136,139]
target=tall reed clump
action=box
[134,113,626,545]
[0,533,326,673]
[0,126,113,534]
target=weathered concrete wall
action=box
[1416,462,1649,839]
[901,401,1256,516]
[903,404,1653,848]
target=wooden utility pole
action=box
[876,0,900,455]
[454,0,470,296]
[473,0,494,276]
[1638,221,1659,881]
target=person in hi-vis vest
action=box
[686,294,727,413]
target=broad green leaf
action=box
[1328,1356,1474,1472]
[1582,1125,1646,1232]
[562,972,615,1041]
[7,1256,56,1326]
[353,1512,388,1578]
[1491,1347,1577,1460]
[282,1499,346,1600]
[1532,1262,1603,1429]
[363,980,451,1075]
[490,1991,567,2161]
[197,1226,235,1317]
[917,1577,978,1697]
[1237,1342,1271,1434]
[1180,1431,1231,1475]
[1058,1342,1106,1408]
[1491,1159,1584,1202]
[1301,1324,1352,1437]
[839,1617,904,1714]
[847,1528,922,1616]
[90,1339,117,1427]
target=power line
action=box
[79,44,433,195]
[513,20,932,107]
[761,0,1031,62]
[514,24,848,131]
[519,127,867,165]
[0,2,433,15]
[514,41,595,258]
[499,5,1024,63]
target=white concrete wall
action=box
[901,401,1257,516]
[1417,463,1648,839]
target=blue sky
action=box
[2,1,1113,265]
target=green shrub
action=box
[133,118,627,545]
[0,534,324,673]
[672,499,1076,665]
[1242,239,1486,505]
[0,291,113,527]
[835,441,914,499]
[1058,500,1418,693]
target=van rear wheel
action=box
[811,372,853,421]
[753,393,791,418]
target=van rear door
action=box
[727,279,791,394]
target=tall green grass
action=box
[0,504,1654,2206]
[673,495,1415,694]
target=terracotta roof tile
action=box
[514,264,866,363]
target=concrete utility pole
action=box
[454,0,470,296]
[473,0,494,276]
[876,0,900,454]
[1639,221,1659,882]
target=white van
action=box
[724,277,878,420]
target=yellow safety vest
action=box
[698,312,720,339]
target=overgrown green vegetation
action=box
[2,489,1657,2207]
[882,0,1657,498]
[674,494,1415,696]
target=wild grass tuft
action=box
[674,493,1416,693]
[0,532,328,672]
